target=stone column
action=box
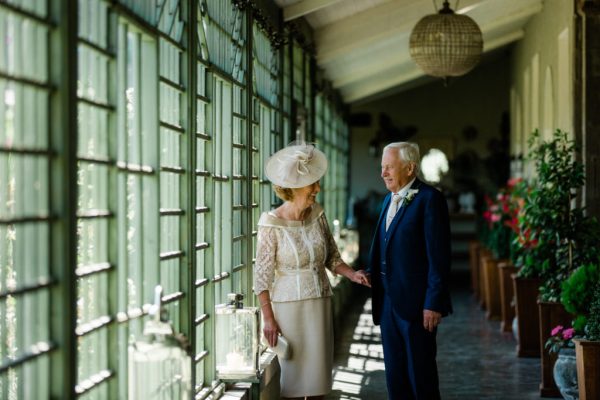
[576,0,600,218]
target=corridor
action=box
[327,278,541,400]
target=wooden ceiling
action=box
[274,0,543,103]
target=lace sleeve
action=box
[253,225,277,295]
[319,213,343,273]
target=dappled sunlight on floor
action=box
[328,298,388,400]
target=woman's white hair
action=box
[383,142,421,174]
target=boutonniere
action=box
[403,189,419,206]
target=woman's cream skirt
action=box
[272,296,333,398]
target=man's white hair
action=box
[383,142,421,174]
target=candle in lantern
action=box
[225,351,245,370]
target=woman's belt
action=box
[275,268,319,276]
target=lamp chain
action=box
[431,0,460,12]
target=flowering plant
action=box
[545,325,576,354]
[515,130,600,300]
[480,178,525,260]
[403,189,419,206]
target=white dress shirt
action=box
[385,177,416,230]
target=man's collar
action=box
[392,177,417,197]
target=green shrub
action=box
[560,264,600,331]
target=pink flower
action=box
[551,325,563,337]
[490,214,501,223]
[507,177,523,188]
[563,328,575,340]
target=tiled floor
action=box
[327,280,542,400]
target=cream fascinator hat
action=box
[264,142,328,189]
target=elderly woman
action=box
[254,142,369,400]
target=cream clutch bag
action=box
[263,335,292,360]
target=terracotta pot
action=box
[574,339,600,400]
[483,257,502,320]
[469,240,481,300]
[538,301,573,397]
[498,262,517,333]
[512,274,541,357]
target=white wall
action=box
[510,0,575,170]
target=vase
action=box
[552,348,578,400]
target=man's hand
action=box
[423,309,442,332]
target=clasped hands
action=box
[351,269,371,287]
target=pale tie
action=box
[385,193,402,230]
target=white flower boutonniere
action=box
[403,189,419,206]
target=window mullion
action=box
[49,0,79,398]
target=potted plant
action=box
[497,178,525,332]
[544,263,599,400]
[519,130,600,395]
[480,190,513,320]
[545,325,578,400]
[510,176,543,357]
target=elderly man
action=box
[366,142,453,399]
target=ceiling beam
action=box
[283,0,345,21]
[483,29,525,51]
[332,39,411,87]
[467,0,543,34]
[343,66,424,103]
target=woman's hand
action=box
[263,315,281,347]
[334,263,372,287]
[352,270,371,287]
[257,291,280,346]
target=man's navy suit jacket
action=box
[367,178,453,325]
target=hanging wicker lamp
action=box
[409,1,483,79]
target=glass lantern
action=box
[215,293,260,379]
[129,286,192,400]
